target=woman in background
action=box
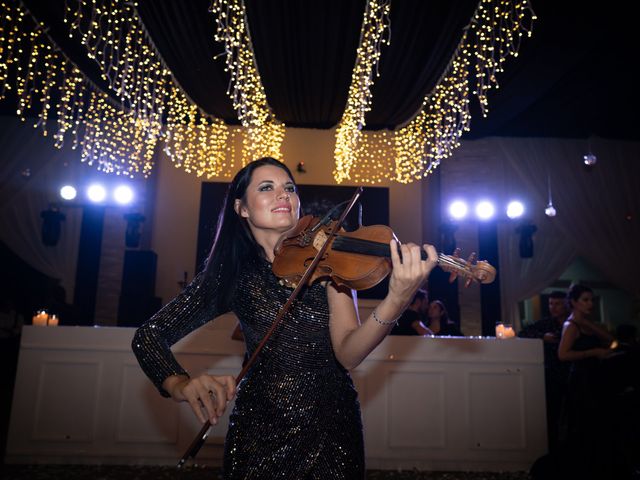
[557,284,615,479]
[426,300,463,336]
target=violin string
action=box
[437,254,472,273]
[333,236,474,277]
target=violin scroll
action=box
[438,248,496,286]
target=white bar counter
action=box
[6,320,546,471]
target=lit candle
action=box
[503,325,516,338]
[32,310,48,326]
[48,314,59,326]
[495,323,505,339]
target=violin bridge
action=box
[313,230,329,252]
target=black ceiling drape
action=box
[10,0,640,140]
[136,0,236,120]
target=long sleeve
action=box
[131,271,228,396]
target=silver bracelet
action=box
[372,308,399,326]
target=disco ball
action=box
[545,204,557,217]
[583,153,597,166]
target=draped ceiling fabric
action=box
[2,0,639,321]
[12,0,640,140]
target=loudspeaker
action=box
[121,250,157,297]
[118,294,161,327]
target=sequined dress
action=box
[132,256,364,479]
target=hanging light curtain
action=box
[62,0,234,178]
[333,0,391,184]
[210,0,285,164]
[340,0,536,184]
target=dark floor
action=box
[0,465,532,480]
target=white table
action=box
[6,320,546,471]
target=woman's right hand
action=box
[163,374,236,425]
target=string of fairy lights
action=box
[333,0,391,184]
[210,0,285,163]
[0,1,158,176]
[0,0,535,183]
[340,0,536,184]
[62,0,239,178]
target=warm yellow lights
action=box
[333,0,391,184]
[210,0,285,164]
[1,1,158,176]
[61,0,237,178]
[334,0,535,184]
[162,84,234,178]
[1,0,534,183]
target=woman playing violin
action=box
[132,157,438,479]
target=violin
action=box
[273,215,496,290]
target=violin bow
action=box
[177,187,364,467]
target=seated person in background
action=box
[389,289,431,336]
[426,300,463,336]
[519,290,568,343]
[518,290,570,453]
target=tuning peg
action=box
[466,252,477,264]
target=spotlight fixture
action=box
[114,185,134,205]
[87,184,107,203]
[506,201,525,219]
[515,223,537,258]
[448,200,468,220]
[40,205,66,246]
[123,212,146,248]
[475,201,495,220]
[59,185,77,201]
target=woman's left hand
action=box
[387,240,438,308]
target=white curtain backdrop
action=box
[443,136,640,326]
[0,116,84,302]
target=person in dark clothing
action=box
[558,284,618,479]
[426,300,463,337]
[389,289,431,336]
[518,290,569,453]
[132,158,438,479]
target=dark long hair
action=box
[567,283,593,308]
[429,300,450,323]
[202,157,296,309]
